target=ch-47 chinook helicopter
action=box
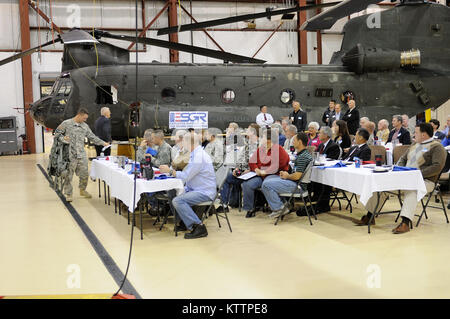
[1,0,449,140]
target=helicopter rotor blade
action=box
[60,29,99,44]
[99,32,266,64]
[0,38,61,67]
[300,0,383,31]
[157,2,340,36]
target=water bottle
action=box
[354,157,361,168]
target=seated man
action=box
[271,122,286,146]
[283,124,298,152]
[204,128,224,171]
[137,129,157,162]
[342,128,371,161]
[429,119,446,141]
[149,130,172,167]
[159,132,216,239]
[353,123,446,234]
[241,128,290,218]
[316,126,341,160]
[387,115,411,145]
[261,132,313,218]
[305,126,341,215]
[171,129,187,161]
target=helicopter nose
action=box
[30,101,47,125]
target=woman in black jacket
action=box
[333,120,352,150]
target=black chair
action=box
[415,173,450,227]
[330,188,353,214]
[274,161,317,226]
[198,165,233,232]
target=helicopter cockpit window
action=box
[161,88,176,103]
[57,81,72,96]
[280,89,295,104]
[221,89,235,104]
[51,79,60,95]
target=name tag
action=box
[298,117,302,120]
[290,117,294,121]
[347,114,351,118]
[422,148,428,152]
[398,133,401,137]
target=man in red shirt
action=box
[242,128,290,218]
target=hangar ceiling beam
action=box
[128,1,169,50]
[28,0,62,34]
[168,0,179,62]
[180,4,225,52]
[252,21,284,58]
[297,0,307,64]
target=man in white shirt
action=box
[256,105,274,128]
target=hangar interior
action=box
[0,0,449,299]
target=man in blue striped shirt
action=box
[160,132,216,239]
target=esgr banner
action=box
[169,111,208,129]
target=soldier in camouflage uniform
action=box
[55,108,109,202]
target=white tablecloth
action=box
[310,161,427,206]
[90,159,185,212]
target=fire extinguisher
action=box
[20,134,28,154]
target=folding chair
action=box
[274,161,317,226]
[330,188,353,214]
[198,165,233,232]
[392,145,410,164]
[415,174,450,227]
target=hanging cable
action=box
[178,0,182,33]
[49,0,55,44]
[37,0,42,57]
[92,0,99,78]
[113,0,139,298]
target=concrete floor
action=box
[1,142,450,298]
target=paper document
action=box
[102,144,112,152]
[238,172,257,180]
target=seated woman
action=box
[333,120,352,150]
[307,122,321,151]
[218,124,260,212]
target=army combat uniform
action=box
[55,119,106,197]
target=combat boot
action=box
[80,189,92,198]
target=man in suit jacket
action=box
[342,128,372,161]
[343,99,360,135]
[289,100,307,132]
[328,103,342,127]
[301,126,340,215]
[317,126,341,160]
[387,115,412,145]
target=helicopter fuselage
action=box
[29,2,450,139]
